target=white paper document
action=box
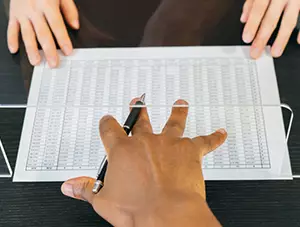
[13,46,292,181]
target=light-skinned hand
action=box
[7,0,79,67]
[61,99,227,227]
[241,0,300,59]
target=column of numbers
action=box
[27,108,50,170]
[42,108,64,170]
[73,108,91,169]
[58,108,78,169]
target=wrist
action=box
[132,191,220,227]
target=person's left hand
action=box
[241,0,300,59]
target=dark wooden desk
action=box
[0,1,300,226]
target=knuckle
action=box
[180,137,194,147]
[135,132,152,141]
[109,138,129,156]
[167,121,184,132]
[29,12,42,22]
[135,119,152,131]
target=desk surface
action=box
[0,1,300,226]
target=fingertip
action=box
[243,31,253,44]
[172,99,189,116]
[130,97,141,105]
[99,114,114,126]
[72,19,80,29]
[174,99,188,106]
[216,128,227,135]
[61,182,74,198]
[240,13,246,23]
[48,56,59,68]
[250,47,262,59]
[7,20,20,54]
[61,0,80,30]
[61,177,96,203]
[271,46,282,58]
[30,52,41,66]
[8,44,19,54]
[297,33,300,45]
[212,128,228,147]
[63,44,73,56]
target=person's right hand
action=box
[61,99,227,227]
[7,0,79,67]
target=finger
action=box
[99,115,127,153]
[44,5,73,55]
[241,0,254,23]
[61,0,80,29]
[271,2,299,58]
[162,99,188,137]
[243,0,270,43]
[193,129,227,156]
[298,31,300,44]
[7,18,20,54]
[20,19,41,65]
[250,0,287,59]
[31,14,59,68]
[130,98,153,135]
[61,177,95,204]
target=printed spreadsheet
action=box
[13,46,292,181]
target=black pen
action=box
[92,93,146,193]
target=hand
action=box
[7,0,79,67]
[61,99,227,227]
[241,0,300,59]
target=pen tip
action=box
[140,93,146,103]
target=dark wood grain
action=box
[0,0,300,226]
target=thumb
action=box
[61,177,95,204]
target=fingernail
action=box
[63,45,72,55]
[216,128,226,134]
[240,13,246,23]
[251,47,260,59]
[272,46,281,58]
[73,19,79,29]
[174,99,188,105]
[48,57,57,68]
[243,32,252,43]
[31,53,41,65]
[8,45,17,53]
[61,183,74,197]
